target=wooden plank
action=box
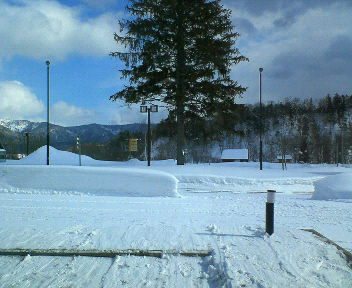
[0,248,212,258]
[302,228,352,269]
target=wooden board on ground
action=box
[0,248,212,258]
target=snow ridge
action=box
[177,175,321,194]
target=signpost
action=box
[128,139,138,152]
[76,136,82,166]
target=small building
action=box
[276,155,293,163]
[221,149,249,162]
[0,149,6,162]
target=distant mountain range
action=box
[0,119,149,150]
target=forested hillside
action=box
[151,93,352,164]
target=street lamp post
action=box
[259,68,263,170]
[340,124,344,164]
[336,129,339,167]
[46,60,50,166]
[140,104,158,166]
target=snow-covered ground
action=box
[0,147,351,287]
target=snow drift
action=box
[19,146,97,165]
[312,173,352,200]
[0,166,179,197]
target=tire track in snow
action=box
[57,225,99,249]
[199,226,233,288]
[0,256,71,288]
[0,255,113,288]
[217,226,350,288]
[99,256,118,288]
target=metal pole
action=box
[147,108,151,166]
[79,146,82,167]
[77,136,82,166]
[46,60,50,166]
[259,68,263,170]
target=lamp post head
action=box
[140,105,148,113]
[150,105,158,113]
[46,60,50,66]
[259,68,263,73]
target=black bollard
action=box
[266,190,276,235]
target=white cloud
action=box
[0,0,121,61]
[0,80,45,120]
[52,101,96,126]
[230,2,352,104]
[0,81,166,126]
[97,101,169,125]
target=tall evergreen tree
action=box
[110,0,247,164]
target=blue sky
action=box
[0,0,351,126]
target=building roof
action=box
[221,149,248,160]
[276,155,293,160]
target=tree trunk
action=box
[175,0,185,165]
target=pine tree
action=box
[110,0,247,164]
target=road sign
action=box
[128,139,138,152]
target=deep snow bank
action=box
[312,173,352,200]
[0,166,179,197]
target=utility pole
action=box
[259,68,263,170]
[46,60,50,166]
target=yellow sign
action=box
[128,139,138,152]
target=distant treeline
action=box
[2,93,352,164]
[72,93,352,164]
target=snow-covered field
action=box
[0,147,351,287]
